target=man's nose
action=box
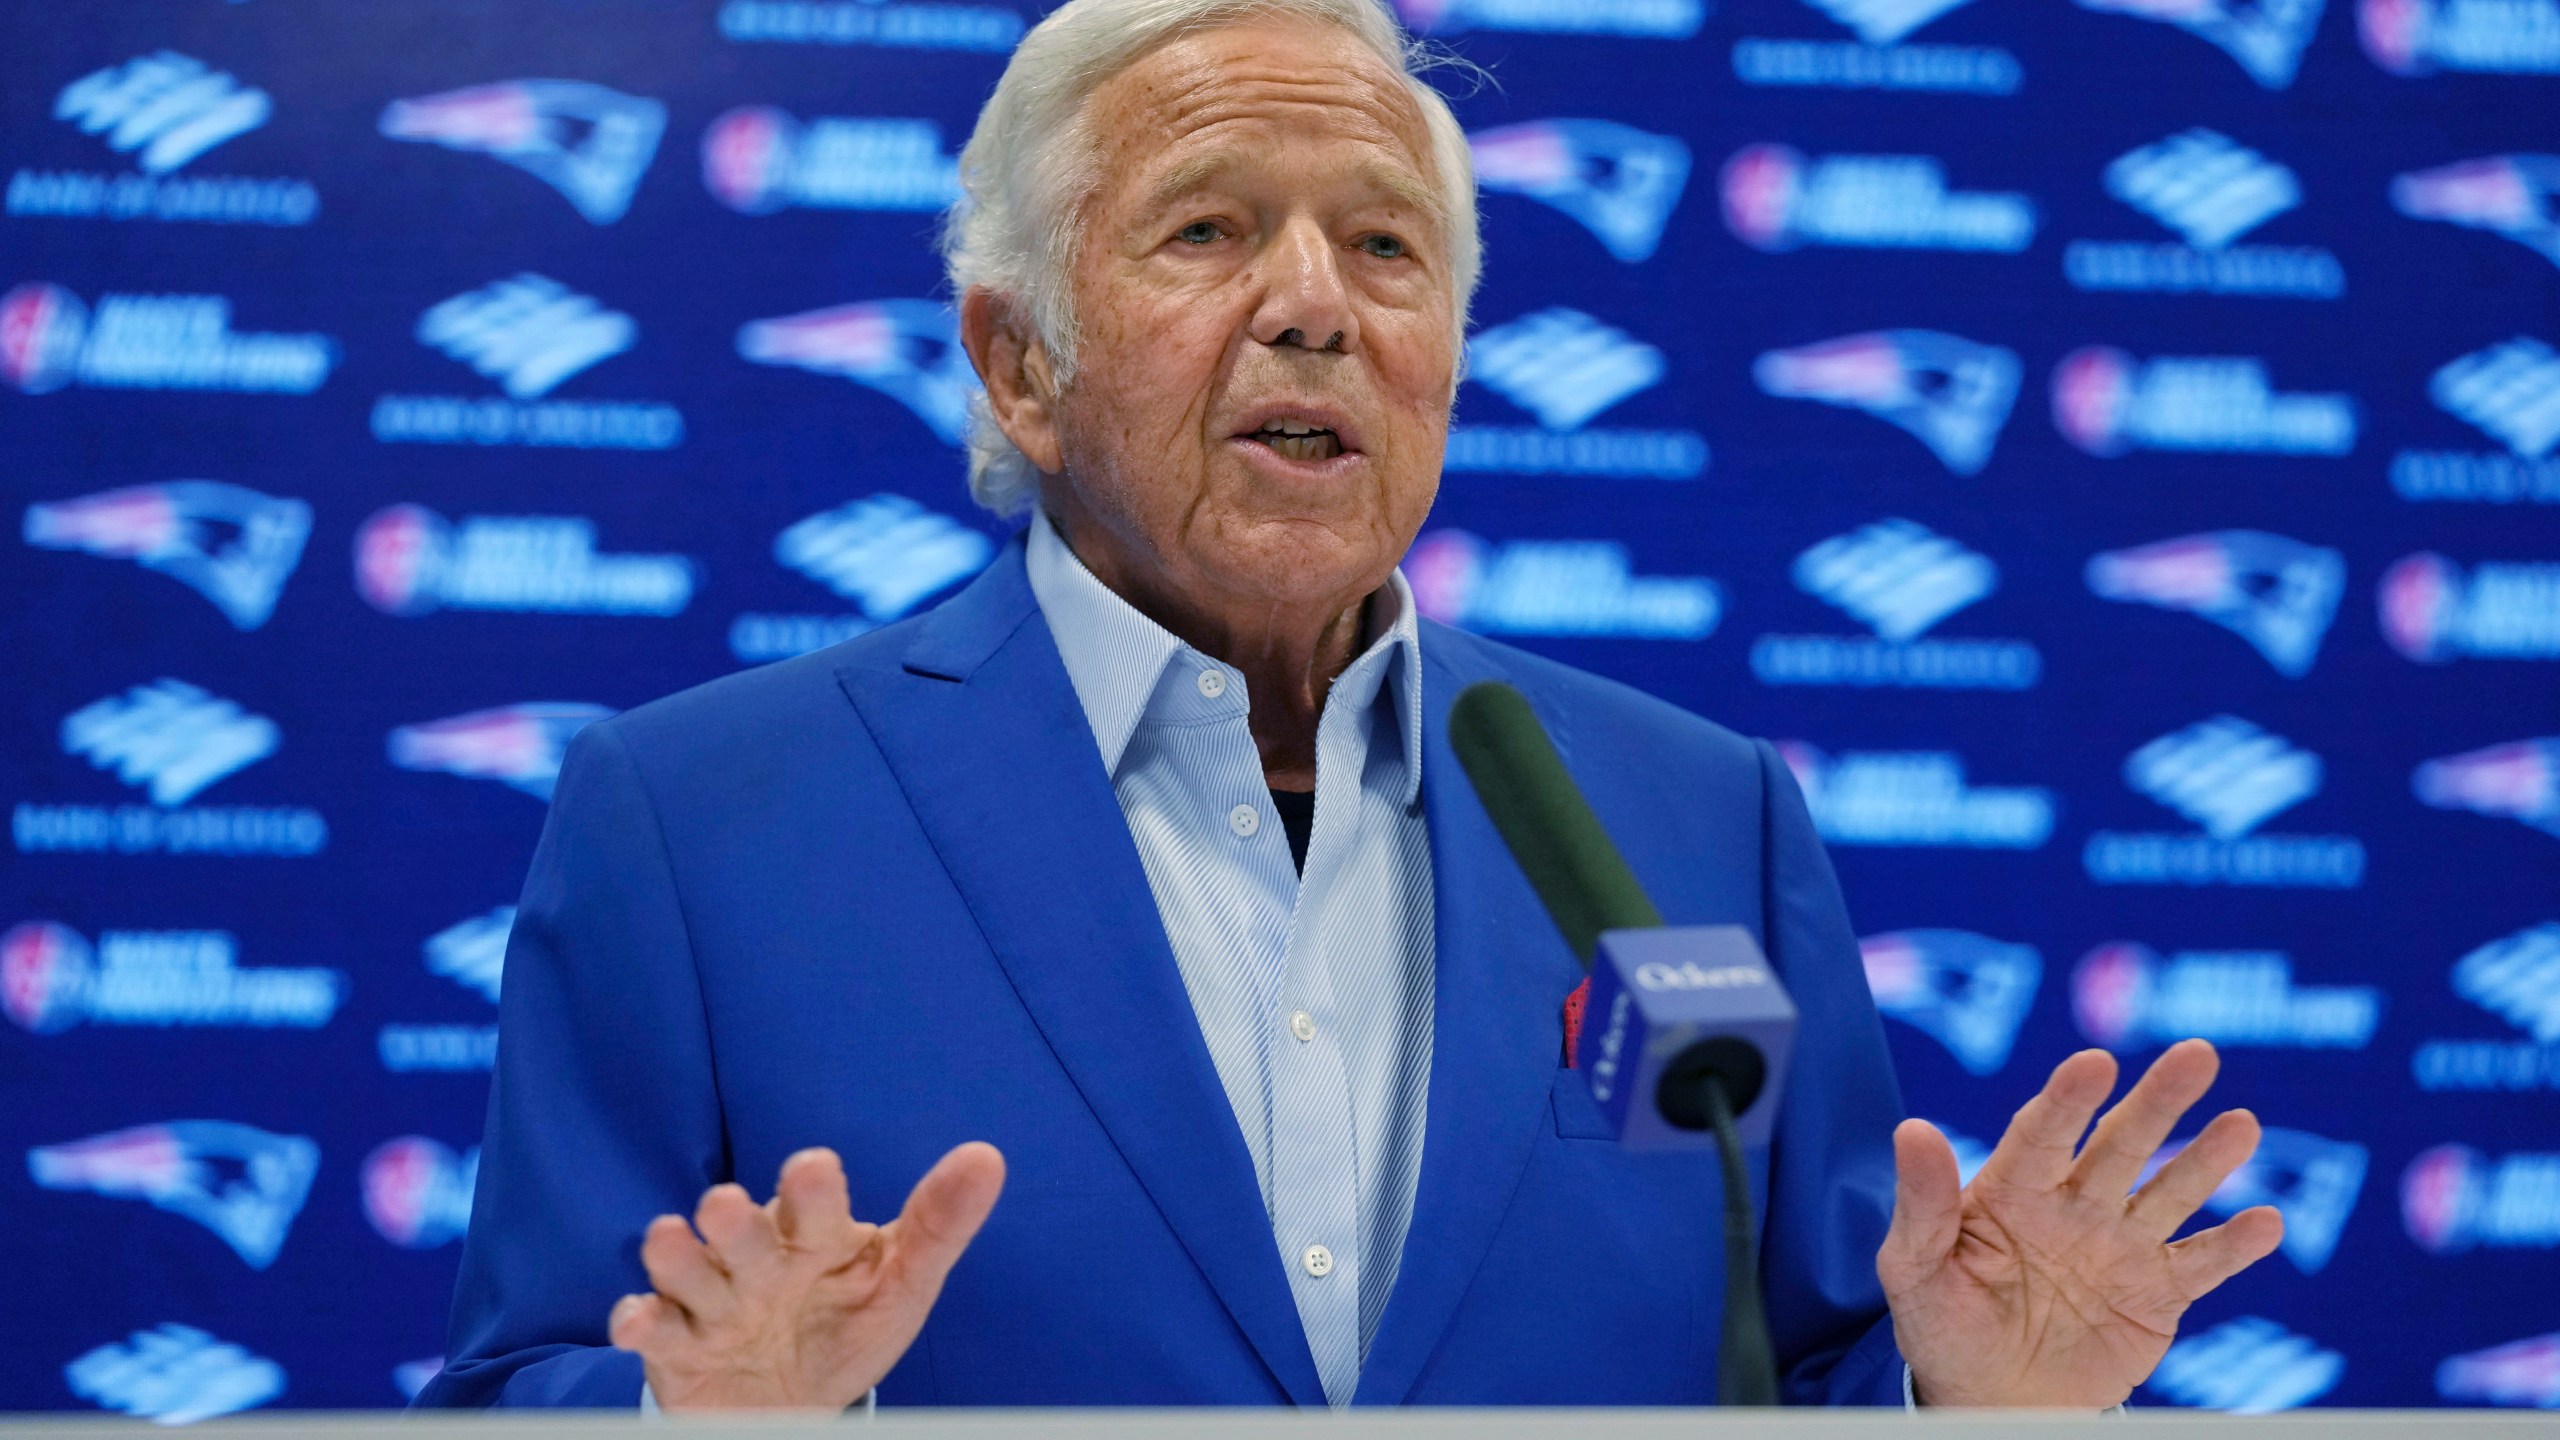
[1248,217,1358,356]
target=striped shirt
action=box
[1025,511,1436,1408]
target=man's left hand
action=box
[1878,1038,2286,1408]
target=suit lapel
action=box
[1355,642,1587,1405]
[836,547,1326,1406]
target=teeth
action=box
[1262,431,1342,462]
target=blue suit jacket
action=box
[417,538,1912,1409]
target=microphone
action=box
[1448,680,1795,1407]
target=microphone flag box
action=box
[1576,925,1799,1151]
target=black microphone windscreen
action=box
[1447,681,1663,966]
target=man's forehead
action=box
[1089,20,1437,191]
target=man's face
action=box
[1041,15,1458,618]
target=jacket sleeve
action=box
[412,721,728,1408]
[1752,738,1911,1406]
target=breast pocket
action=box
[1550,1066,1619,1141]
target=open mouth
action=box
[1245,421,1344,463]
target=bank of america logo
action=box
[1467,308,1664,431]
[1795,520,1994,641]
[61,679,278,806]
[2432,338,2560,458]
[776,495,992,620]
[2128,716,2320,838]
[417,275,634,399]
[379,81,664,224]
[426,907,513,1004]
[67,1324,284,1424]
[56,52,271,176]
[1800,0,1979,41]
[2148,1318,2344,1412]
[2108,130,2300,248]
[2456,923,2560,1042]
[1392,0,1705,36]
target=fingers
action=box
[2167,1205,2285,1300]
[608,1292,679,1353]
[695,1181,779,1276]
[772,1147,856,1251]
[884,1142,1007,1288]
[639,1213,730,1322]
[1975,1049,2116,1193]
[2071,1039,2221,1201]
[2128,1107,2262,1239]
[1878,1119,1963,1292]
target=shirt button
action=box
[1302,1244,1333,1279]
[1196,670,1227,699]
[1228,804,1259,838]
[1289,1010,1316,1043]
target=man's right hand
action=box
[609,1142,1006,1412]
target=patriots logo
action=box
[387,703,615,801]
[380,81,664,224]
[2087,530,2344,677]
[29,1121,319,1269]
[2074,0,2328,88]
[24,482,310,630]
[1470,120,1692,264]
[2140,1125,2367,1272]
[1754,330,2020,475]
[1860,930,2042,1075]
[2414,739,2560,838]
[2392,156,2560,269]
[737,300,977,447]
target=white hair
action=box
[940,0,1483,517]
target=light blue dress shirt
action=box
[1024,510,1436,1409]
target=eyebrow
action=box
[1135,154,1242,223]
[1134,151,1449,235]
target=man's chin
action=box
[1187,514,1402,614]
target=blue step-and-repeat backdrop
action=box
[4,0,2557,1419]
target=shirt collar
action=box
[1024,509,1425,806]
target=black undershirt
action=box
[1268,787,1315,874]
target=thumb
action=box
[885,1141,1007,1287]
[1879,1118,1963,1294]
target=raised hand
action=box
[1877,1039,2285,1408]
[609,1142,1006,1412]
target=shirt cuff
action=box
[1902,1366,2129,1416]
[640,1383,878,1417]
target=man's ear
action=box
[960,288,1064,475]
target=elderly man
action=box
[418,0,2281,1413]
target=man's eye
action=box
[1359,234,1407,259]
[1176,221,1223,245]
